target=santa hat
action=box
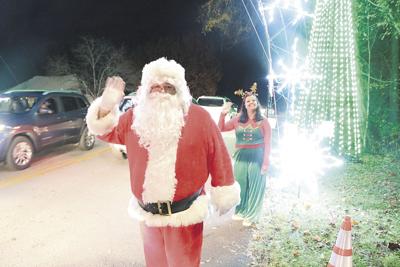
[136,57,192,113]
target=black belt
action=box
[138,188,202,216]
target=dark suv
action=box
[0,89,95,170]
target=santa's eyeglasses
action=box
[150,83,176,94]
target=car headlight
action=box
[0,124,11,133]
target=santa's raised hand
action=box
[99,76,125,111]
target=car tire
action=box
[6,136,34,170]
[79,127,95,150]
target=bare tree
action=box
[131,34,222,97]
[44,55,72,76]
[71,36,138,98]
[45,35,220,98]
[44,36,138,98]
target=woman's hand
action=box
[221,102,233,115]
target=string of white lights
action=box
[296,0,362,156]
[252,0,362,197]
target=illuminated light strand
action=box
[260,0,314,24]
[267,38,321,115]
[270,123,343,197]
[296,0,362,157]
[257,0,344,198]
[258,0,316,107]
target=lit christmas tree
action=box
[296,0,362,157]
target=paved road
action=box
[0,134,251,267]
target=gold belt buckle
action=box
[157,201,172,216]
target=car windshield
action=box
[0,96,38,113]
[197,98,224,107]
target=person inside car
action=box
[11,98,28,113]
[39,100,54,114]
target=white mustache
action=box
[149,92,172,99]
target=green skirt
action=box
[233,147,267,223]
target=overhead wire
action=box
[240,0,271,66]
[0,55,18,83]
[242,0,282,137]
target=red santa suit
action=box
[86,58,240,267]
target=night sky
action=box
[0,0,268,103]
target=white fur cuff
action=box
[86,97,120,135]
[210,182,241,213]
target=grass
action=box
[249,154,400,266]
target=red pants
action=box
[140,222,203,267]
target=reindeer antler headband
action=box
[234,82,258,99]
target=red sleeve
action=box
[218,114,238,132]
[207,116,235,187]
[98,109,132,145]
[261,118,272,169]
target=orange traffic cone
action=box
[327,216,352,267]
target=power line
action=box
[240,0,271,66]
[0,55,18,83]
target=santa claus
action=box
[86,57,240,267]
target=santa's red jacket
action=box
[86,98,240,227]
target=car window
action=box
[76,97,88,108]
[0,97,9,112]
[0,96,38,113]
[39,98,58,114]
[197,98,224,107]
[61,96,79,112]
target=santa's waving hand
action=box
[96,76,125,118]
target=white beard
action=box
[133,93,186,203]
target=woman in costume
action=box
[218,83,272,226]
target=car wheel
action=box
[79,127,95,150]
[6,136,34,170]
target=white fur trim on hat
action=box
[210,182,241,214]
[86,97,120,135]
[136,57,192,113]
[128,195,209,227]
